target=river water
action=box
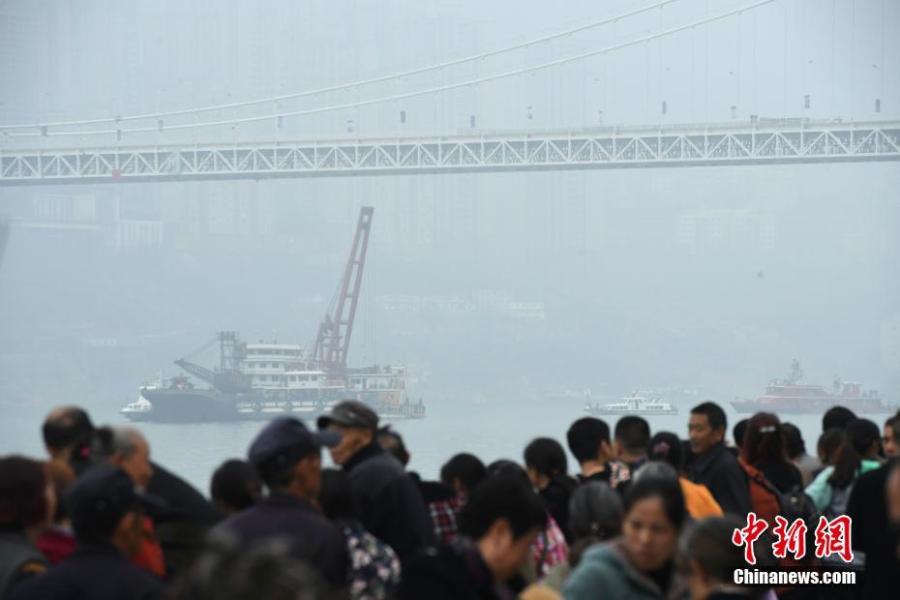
[0,389,846,496]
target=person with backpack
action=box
[805,418,882,517]
[739,413,803,495]
[736,414,820,570]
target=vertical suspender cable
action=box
[783,0,788,115]
[831,0,836,113]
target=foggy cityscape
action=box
[0,2,899,598]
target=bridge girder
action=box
[1,121,898,185]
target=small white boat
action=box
[585,391,678,415]
[120,395,153,417]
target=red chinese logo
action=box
[732,512,768,565]
[772,515,807,560]
[813,515,854,563]
[732,513,854,564]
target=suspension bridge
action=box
[1,0,896,186]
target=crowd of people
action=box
[1,399,899,600]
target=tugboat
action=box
[731,360,895,414]
[585,391,678,416]
[121,207,425,424]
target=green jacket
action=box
[563,539,687,600]
[804,460,881,515]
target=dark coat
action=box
[757,460,803,495]
[343,442,435,559]
[213,492,349,587]
[846,460,900,598]
[539,475,577,543]
[685,443,751,516]
[145,462,222,576]
[7,543,162,600]
[0,533,46,599]
[398,540,512,600]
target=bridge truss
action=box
[1,120,898,185]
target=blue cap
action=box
[248,417,340,468]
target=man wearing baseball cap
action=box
[318,400,434,558]
[212,417,349,589]
[8,465,163,600]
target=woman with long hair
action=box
[740,412,803,494]
[806,418,882,517]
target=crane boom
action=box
[173,358,216,386]
[314,206,373,379]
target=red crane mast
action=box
[313,206,373,380]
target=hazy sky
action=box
[0,0,898,412]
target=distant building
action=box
[676,208,775,254]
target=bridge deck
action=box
[2,120,898,185]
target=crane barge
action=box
[121,207,425,423]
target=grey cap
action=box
[248,417,340,468]
[316,400,379,432]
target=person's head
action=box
[781,422,806,460]
[567,481,622,566]
[688,402,727,455]
[523,437,568,489]
[317,468,359,524]
[566,417,615,466]
[679,516,766,600]
[248,417,340,500]
[210,460,262,515]
[41,406,94,466]
[648,431,684,473]
[822,406,856,433]
[485,459,531,487]
[740,412,788,467]
[440,453,486,495]
[827,418,881,490]
[0,456,55,539]
[66,465,146,556]
[316,401,379,466]
[458,475,548,582]
[883,416,900,459]
[732,419,749,451]
[377,426,410,466]
[621,462,686,573]
[93,426,154,490]
[817,427,846,465]
[615,416,651,461]
[168,535,328,600]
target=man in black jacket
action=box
[685,402,751,516]
[213,417,349,589]
[847,453,900,598]
[318,400,435,558]
[9,466,163,600]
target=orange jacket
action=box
[679,477,724,519]
[130,516,165,579]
